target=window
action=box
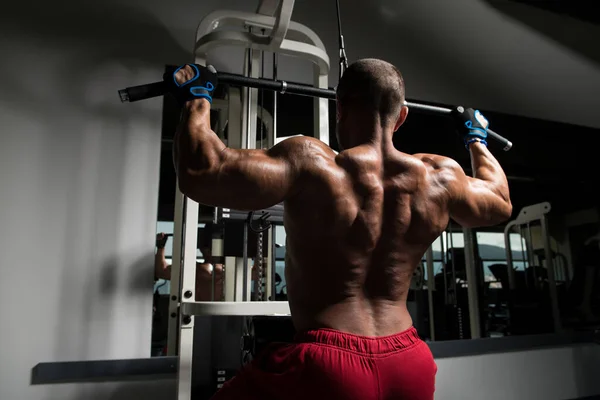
[476,232,529,287]
[154,222,212,294]
[273,226,288,299]
[275,260,287,296]
[274,225,286,248]
[421,232,465,281]
[155,221,210,261]
[156,221,175,258]
[419,231,529,289]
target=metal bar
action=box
[167,185,185,356]
[244,47,254,150]
[541,215,562,333]
[177,316,194,400]
[235,257,245,301]
[242,222,249,301]
[211,260,215,301]
[227,87,242,148]
[448,229,457,303]
[220,72,333,98]
[219,72,464,120]
[225,256,236,301]
[519,226,529,288]
[222,212,284,223]
[526,223,536,267]
[176,195,199,400]
[225,208,284,217]
[441,233,449,305]
[312,65,330,144]
[273,52,279,144]
[118,74,510,150]
[271,227,277,299]
[425,246,436,341]
[271,52,279,300]
[504,221,517,290]
[182,301,290,316]
[463,227,481,339]
[248,49,261,150]
[264,227,273,301]
[119,74,453,113]
[219,73,455,116]
[527,222,540,290]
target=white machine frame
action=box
[423,227,480,341]
[168,2,330,399]
[504,202,563,333]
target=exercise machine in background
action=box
[502,202,564,334]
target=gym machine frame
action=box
[423,226,480,341]
[504,202,562,333]
[169,2,329,399]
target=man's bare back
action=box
[282,140,443,336]
[171,59,511,338]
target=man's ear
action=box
[394,105,409,132]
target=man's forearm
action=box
[155,247,171,280]
[174,100,226,182]
[469,142,510,203]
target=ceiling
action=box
[99,0,600,129]
[4,0,599,128]
[507,0,600,25]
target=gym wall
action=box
[435,343,600,400]
[0,2,173,400]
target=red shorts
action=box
[211,326,437,400]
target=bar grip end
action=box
[486,128,512,152]
[118,89,130,103]
[117,81,166,103]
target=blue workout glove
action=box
[452,107,489,149]
[164,64,218,104]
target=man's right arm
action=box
[418,142,512,227]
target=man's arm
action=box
[155,247,171,280]
[173,99,310,211]
[155,233,171,280]
[417,141,512,227]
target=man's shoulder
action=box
[274,136,338,175]
[412,152,461,171]
[410,153,467,198]
[275,135,337,157]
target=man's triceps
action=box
[181,146,298,210]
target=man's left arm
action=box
[174,99,306,211]
[155,233,171,280]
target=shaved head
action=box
[336,59,405,125]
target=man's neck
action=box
[339,118,395,151]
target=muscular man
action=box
[168,59,512,399]
[154,225,224,301]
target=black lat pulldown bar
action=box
[118,72,512,151]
